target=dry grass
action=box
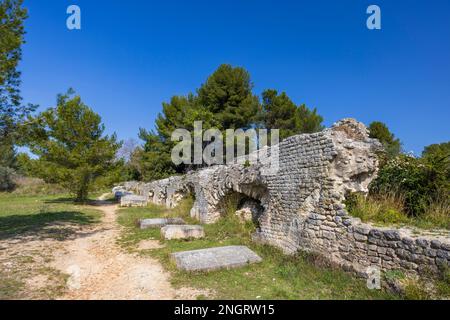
[346,193,450,230]
[346,193,408,224]
[421,199,450,230]
[11,176,66,196]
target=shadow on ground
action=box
[44,197,116,206]
[0,211,98,241]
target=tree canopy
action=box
[259,89,323,140]
[369,121,402,159]
[137,64,324,181]
[422,141,450,199]
[197,64,259,130]
[0,0,33,190]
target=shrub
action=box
[370,154,436,216]
[345,193,409,225]
[0,166,16,191]
[422,142,450,200]
[345,192,449,230]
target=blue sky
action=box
[20,0,450,154]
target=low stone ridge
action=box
[120,194,148,207]
[161,225,205,240]
[139,218,185,229]
[171,246,262,271]
[121,118,450,278]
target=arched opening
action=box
[217,190,265,227]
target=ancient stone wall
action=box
[123,119,450,277]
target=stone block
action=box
[171,246,262,271]
[161,225,205,240]
[431,240,441,249]
[139,218,185,229]
[354,233,368,242]
[120,195,148,207]
[383,230,401,241]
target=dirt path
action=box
[51,198,201,300]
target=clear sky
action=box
[20,0,450,154]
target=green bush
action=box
[0,166,16,191]
[370,154,445,216]
[422,142,450,200]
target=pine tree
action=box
[260,89,324,140]
[0,0,35,190]
[0,0,33,152]
[198,64,260,130]
[26,91,121,201]
[368,121,402,158]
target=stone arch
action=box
[165,179,196,208]
[213,182,269,226]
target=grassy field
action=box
[117,198,400,300]
[0,193,102,299]
[1,192,445,300]
[0,194,102,241]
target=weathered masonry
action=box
[123,119,450,277]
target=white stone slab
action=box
[139,218,185,229]
[120,195,148,207]
[171,246,262,271]
[161,225,205,240]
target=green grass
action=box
[0,193,102,241]
[383,268,450,300]
[117,198,399,300]
[0,192,102,299]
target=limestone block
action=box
[171,246,262,271]
[120,195,148,207]
[139,218,185,229]
[161,225,205,240]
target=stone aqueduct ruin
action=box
[123,119,450,277]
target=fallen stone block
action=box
[161,225,205,240]
[114,190,133,199]
[112,186,133,199]
[120,195,148,207]
[112,185,125,193]
[139,218,185,229]
[171,245,262,271]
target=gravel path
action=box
[51,197,202,300]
